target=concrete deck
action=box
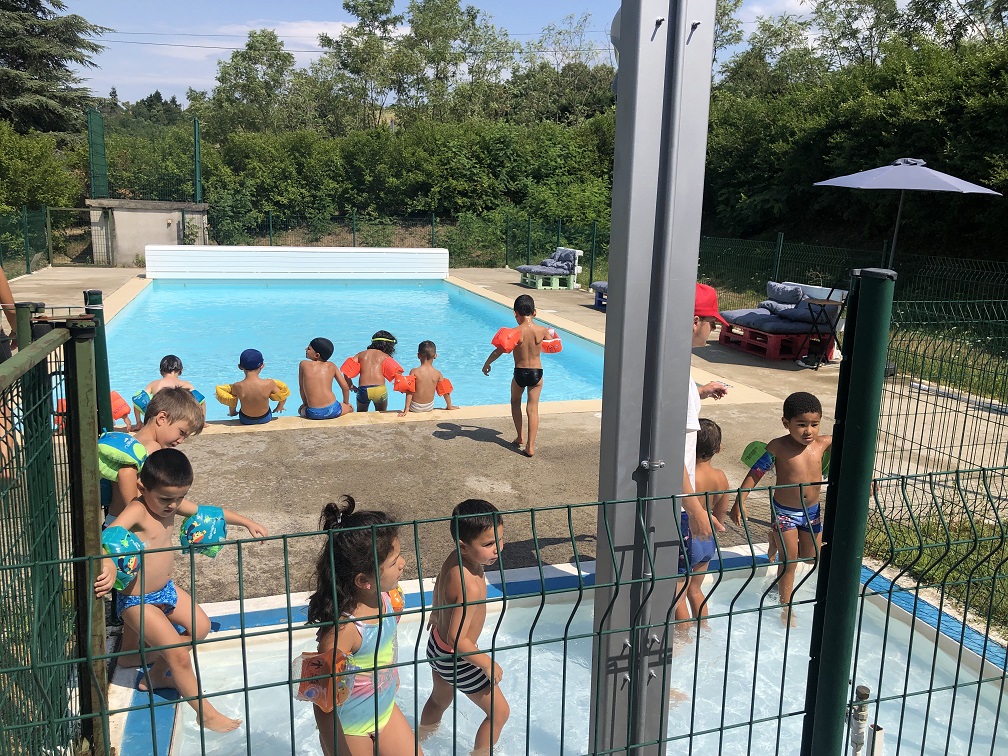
[17,264,841,600]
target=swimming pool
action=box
[153,570,1007,756]
[106,281,603,422]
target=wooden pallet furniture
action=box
[719,324,835,361]
[516,247,583,290]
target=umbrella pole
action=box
[888,189,905,268]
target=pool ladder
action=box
[849,685,885,755]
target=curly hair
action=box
[369,330,397,356]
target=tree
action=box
[810,0,901,68]
[0,0,107,132]
[714,0,745,67]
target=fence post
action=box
[801,267,897,755]
[880,240,889,267]
[268,210,274,246]
[352,209,358,247]
[430,211,436,247]
[590,220,597,284]
[772,231,784,282]
[22,206,31,274]
[504,216,510,268]
[64,317,109,755]
[45,208,53,266]
[83,290,113,432]
[104,208,113,265]
[556,218,562,250]
[526,216,532,266]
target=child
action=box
[297,337,354,420]
[215,348,290,425]
[481,294,552,457]
[132,354,205,429]
[397,340,458,416]
[678,419,731,623]
[306,496,419,755]
[421,499,509,752]
[94,448,268,733]
[341,331,402,413]
[730,391,832,612]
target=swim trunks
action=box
[356,384,388,412]
[771,497,822,535]
[238,409,273,425]
[426,626,492,695]
[513,368,543,388]
[116,579,178,616]
[677,510,715,575]
[409,399,435,413]
[302,401,343,420]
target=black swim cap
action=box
[309,337,334,361]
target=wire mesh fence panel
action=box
[876,300,1008,478]
[698,236,777,311]
[437,215,505,268]
[49,208,112,266]
[777,242,882,291]
[892,255,1008,301]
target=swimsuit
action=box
[771,497,822,535]
[513,368,543,388]
[409,399,435,413]
[356,384,388,412]
[677,510,715,575]
[302,401,343,420]
[337,593,400,738]
[116,579,178,616]
[238,408,272,425]
[427,626,492,694]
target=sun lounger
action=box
[516,247,583,290]
[590,281,607,310]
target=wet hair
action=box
[159,355,183,375]
[513,295,535,317]
[307,495,399,624]
[369,330,397,356]
[452,499,501,544]
[418,340,436,360]
[139,447,194,490]
[696,418,722,461]
[309,337,334,362]
[142,386,205,434]
[783,391,823,419]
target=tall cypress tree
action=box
[0,0,107,132]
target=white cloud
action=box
[741,0,809,23]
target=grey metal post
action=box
[589,1,716,753]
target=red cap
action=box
[694,283,729,327]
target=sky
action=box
[72,0,802,104]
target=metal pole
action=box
[45,208,53,266]
[887,190,905,268]
[22,206,31,274]
[83,290,113,432]
[801,268,897,755]
[590,1,717,753]
[193,118,203,204]
[64,318,109,755]
[773,231,784,282]
[431,211,436,248]
[526,216,532,266]
[268,210,274,246]
[556,218,562,250]
[505,216,510,268]
[352,209,358,247]
[590,220,597,283]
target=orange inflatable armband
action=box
[435,378,454,396]
[340,357,361,379]
[541,328,563,354]
[381,357,404,382]
[294,649,353,713]
[491,327,521,353]
[110,391,132,421]
[389,585,405,614]
[393,374,416,394]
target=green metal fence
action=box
[48,208,113,267]
[0,209,47,277]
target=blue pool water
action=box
[106,281,603,421]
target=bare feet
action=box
[780,606,797,628]
[136,664,175,693]
[524,445,535,458]
[199,707,242,733]
[511,437,523,448]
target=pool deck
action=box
[16,265,842,600]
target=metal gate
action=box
[48,208,112,267]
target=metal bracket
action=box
[639,459,666,471]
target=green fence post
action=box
[801,267,897,756]
[193,117,203,204]
[64,317,109,755]
[22,206,31,274]
[430,211,436,247]
[880,240,889,267]
[353,209,358,247]
[84,290,113,432]
[504,216,510,268]
[772,231,784,282]
[556,218,562,250]
[268,210,274,246]
[589,220,597,284]
[45,207,53,266]
[16,302,32,351]
[526,216,532,266]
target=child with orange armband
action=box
[340,330,403,413]
[396,340,459,416]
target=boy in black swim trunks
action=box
[421,500,509,751]
[482,294,551,457]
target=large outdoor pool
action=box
[106,280,603,421]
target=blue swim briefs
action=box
[239,409,273,425]
[677,510,716,575]
[116,579,178,616]
[303,401,343,420]
[771,498,822,535]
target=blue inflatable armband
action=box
[191,389,205,406]
[97,432,148,481]
[132,390,152,415]
[102,525,143,590]
[180,505,227,558]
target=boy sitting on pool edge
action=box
[216,348,290,425]
[298,337,354,420]
[397,340,458,415]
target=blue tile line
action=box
[119,556,1006,755]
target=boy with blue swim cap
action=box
[216,348,291,424]
[95,447,267,733]
[297,337,354,420]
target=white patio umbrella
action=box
[814,157,1001,267]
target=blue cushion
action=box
[721,308,826,334]
[517,265,570,275]
[758,300,797,316]
[778,298,842,324]
[591,281,608,293]
[766,281,804,305]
